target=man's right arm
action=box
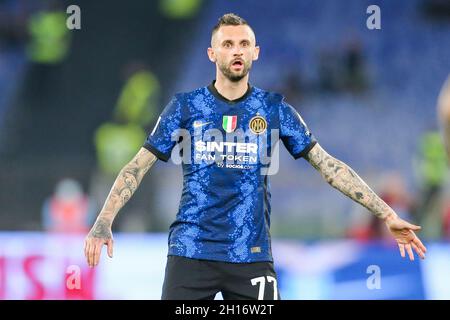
[84,147,157,267]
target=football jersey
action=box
[144,81,317,263]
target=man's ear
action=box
[253,46,260,61]
[207,47,216,63]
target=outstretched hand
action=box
[84,219,114,267]
[385,215,427,261]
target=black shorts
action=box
[161,255,281,300]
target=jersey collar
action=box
[207,80,253,104]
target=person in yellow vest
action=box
[94,122,147,176]
[159,0,203,19]
[437,74,450,239]
[114,69,160,127]
[415,130,447,237]
[438,75,450,161]
[27,9,70,64]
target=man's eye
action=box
[224,43,232,48]
[242,42,249,47]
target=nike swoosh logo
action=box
[193,121,213,128]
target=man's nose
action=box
[233,47,243,56]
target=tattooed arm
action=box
[305,143,427,261]
[84,147,157,267]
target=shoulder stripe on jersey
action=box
[151,116,161,136]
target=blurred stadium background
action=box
[0,0,450,299]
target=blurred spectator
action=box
[0,0,28,49]
[442,199,450,238]
[415,130,447,229]
[26,2,71,64]
[380,173,415,220]
[94,121,147,176]
[159,0,203,19]
[317,48,339,93]
[42,178,95,233]
[341,35,369,94]
[114,64,160,127]
[423,0,450,19]
[437,74,450,161]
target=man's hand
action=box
[84,218,114,267]
[384,215,427,261]
[304,144,428,261]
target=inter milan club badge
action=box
[249,115,267,134]
[223,115,237,133]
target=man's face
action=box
[208,25,260,82]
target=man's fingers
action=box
[92,243,97,267]
[411,242,425,259]
[94,242,103,266]
[85,237,114,266]
[406,222,421,231]
[413,236,427,253]
[405,243,415,261]
[398,243,406,258]
[107,239,114,258]
[88,243,95,267]
[86,242,91,266]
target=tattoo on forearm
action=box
[306,144,394,220]
[97,148,157,224]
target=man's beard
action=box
[218,60,251,82]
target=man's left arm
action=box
[304,143,427,261]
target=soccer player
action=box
[84,13,427,300]
[438,74,450,160]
